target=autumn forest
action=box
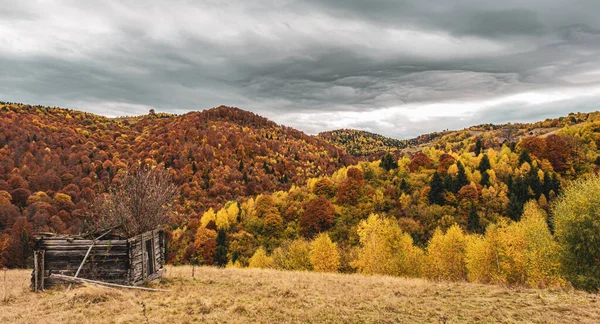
[2,102,600,292]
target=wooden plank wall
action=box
[32,229,166,289]
[128,230,165,286]
[33,238,129,288]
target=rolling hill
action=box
[317,113,591,157]
[0,102,356,264]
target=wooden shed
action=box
[31,228,166,290]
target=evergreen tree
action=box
[519,149,531,165]
[525,167,542,199]
[478,154,491,173]
[551,173,561,194]
[399,178,410,193]
[507,176,529,221]
[192,161,198,174]
[238,160,244,171]
[474,138,483,155]
[507,193,523,221]
[428,172,445,205]
[543,171,553,196]
[480,170,490,187]
[215,229,228,267]
[478,155,491,186]
[380,152,398,171]
[467,203,480,233]
[453,162,469,193]
[443,174,453,192]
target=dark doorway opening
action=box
[145,239,155,275]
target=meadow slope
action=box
[1,266,599,323]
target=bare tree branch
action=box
[86,166,177,236]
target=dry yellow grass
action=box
[1,266,599,323]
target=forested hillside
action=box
[2,102,600,292]
[0,103,354,267]
[317,129,409,156]
[317,129,453,156]
[174,111,600,291]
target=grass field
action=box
[1,266,599,323]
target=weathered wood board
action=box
[31,229,166,290]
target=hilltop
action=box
[0,104,354,213]
[317,129,409,156]
[1,266,599,323]
[317,128,450,157]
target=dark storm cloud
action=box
[1,0,600,138]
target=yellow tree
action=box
[353,213,423,277]
[271,239,312,271]
[226,201,240,224]
[553,174,600,291]
[465,202,563,288]
[215,208,230,230]
[519,202,563,288]
[287,239,312,271]
[200,208,216,227]
[248,247,273,269]
[424,225,468,281]
[309,233,340,272]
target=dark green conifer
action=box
[428,171,445,205]
[453,162,469,193]
[380,152,398,171]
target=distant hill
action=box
[317,129,407,156]
[317,129,452,157]
[317,112,593,157]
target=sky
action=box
[1,1,600,139]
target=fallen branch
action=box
[50,274,170,292]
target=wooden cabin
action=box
[31,229,166,290]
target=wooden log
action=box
[40,244,128,250]
[45,277,128,287]
[45,252,129,259]
[50,274,170,292]
[45,261,128,271]
[40,250,45,290]
[41,240,128,246]
[34,251,38,292]
[45,251,129,257]
[141,234,145,280]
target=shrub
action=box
[553,175,600,292]
[248,247,273,269]
[309,233,340,272]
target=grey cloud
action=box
[1,0,600,138]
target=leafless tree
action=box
[86,167,177,236]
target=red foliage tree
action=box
[519,136,546,159]
[408,152,432,172]
[301,197,335,237]
[10,188,31,208]
[337,167,364,205]
[545,135,571,173]
[1,217,33,268]
[438,153,456,175]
